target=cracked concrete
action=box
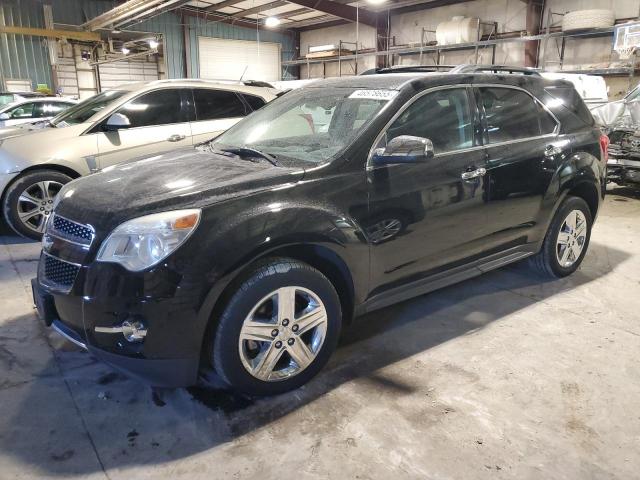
[0,186,639,479]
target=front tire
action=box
[529,196,593,278]
[211,258,342,396]
[3,170,72,240]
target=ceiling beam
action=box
[281,7,314,18]
[285,0,378,28]
[204,0,246,11]
[230,0,289,18]
[180,7,279,31]
[0,25,101,42]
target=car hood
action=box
[54,147,305,232]
[0,120,51,141]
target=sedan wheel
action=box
[238,286,328,382]
[3,170,72,240]
[16,181,63,234]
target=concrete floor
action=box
[1,186,639,480]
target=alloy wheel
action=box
[15,181,63,234]
[556,209,588,268]
[238,286,328,382]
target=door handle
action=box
[544,145,562,158]
[167,134,186,142]
[461,167,486,180]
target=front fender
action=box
[180,199,369,341]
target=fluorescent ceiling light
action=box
[122,47,130,54]
[265,16,280,27]
[149,39,159,49]
[366,0,387,4]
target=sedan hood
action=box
[55,148,305,232]
[0,120,51,141]
[0,123,88,173]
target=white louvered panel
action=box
[98,54,159,90]
[198,37,280,82]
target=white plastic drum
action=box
[562,9,615,32]
[436,17,480,46]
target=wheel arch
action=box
[197,242,357,370]
[1,163,82,202]
[566,181,599,220]
[18,163,82,180]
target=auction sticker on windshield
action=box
[348,90,398,101]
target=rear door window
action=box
[34,102,73,118]
[479,87,557,143]
[193,89,246,121]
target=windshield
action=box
[213,87,395,165]
[51,90,127,127]
[0,94,15,107]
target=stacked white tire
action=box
[562,9,615,32]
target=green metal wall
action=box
[1,0,297,90]
[0,1,53,90]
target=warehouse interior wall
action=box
[0,0,296,91]
[300,0,640,87]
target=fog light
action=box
[95,320,147,342]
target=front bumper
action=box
[32,276,202,388]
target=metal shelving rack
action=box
[304,40,359,78]
[285,23,638,79]
[409,21,498,66]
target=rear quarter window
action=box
[241,94,266,112]
[544,86,595,127]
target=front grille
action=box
[42,253,80,290]
[51,214,93,245]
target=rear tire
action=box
[3,170,72,240]
[211,258,342,396]
[529,196,593,278]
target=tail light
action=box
[599,134,610,163]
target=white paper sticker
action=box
[348,89,398,101]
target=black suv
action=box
[32,73,607,395]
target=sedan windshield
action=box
[213,87,395,165]
[51,90,127,127]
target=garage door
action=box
[98,54,159,90]
[198,37,280,82]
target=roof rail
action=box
[147,78,275,87]
[449,64,541,76]
[360,65,456,75]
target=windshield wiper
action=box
[221,147,280,167]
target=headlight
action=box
[97,209,201,271]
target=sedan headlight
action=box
[97,209,201,271]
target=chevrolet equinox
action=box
[32,72,607,395]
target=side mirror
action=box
[372,135,435,166]
[0,113,9,121]
[103,112,131,131]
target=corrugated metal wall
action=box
[51,0,185,79]
[1,0,296,89]
[0,1,53,90]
